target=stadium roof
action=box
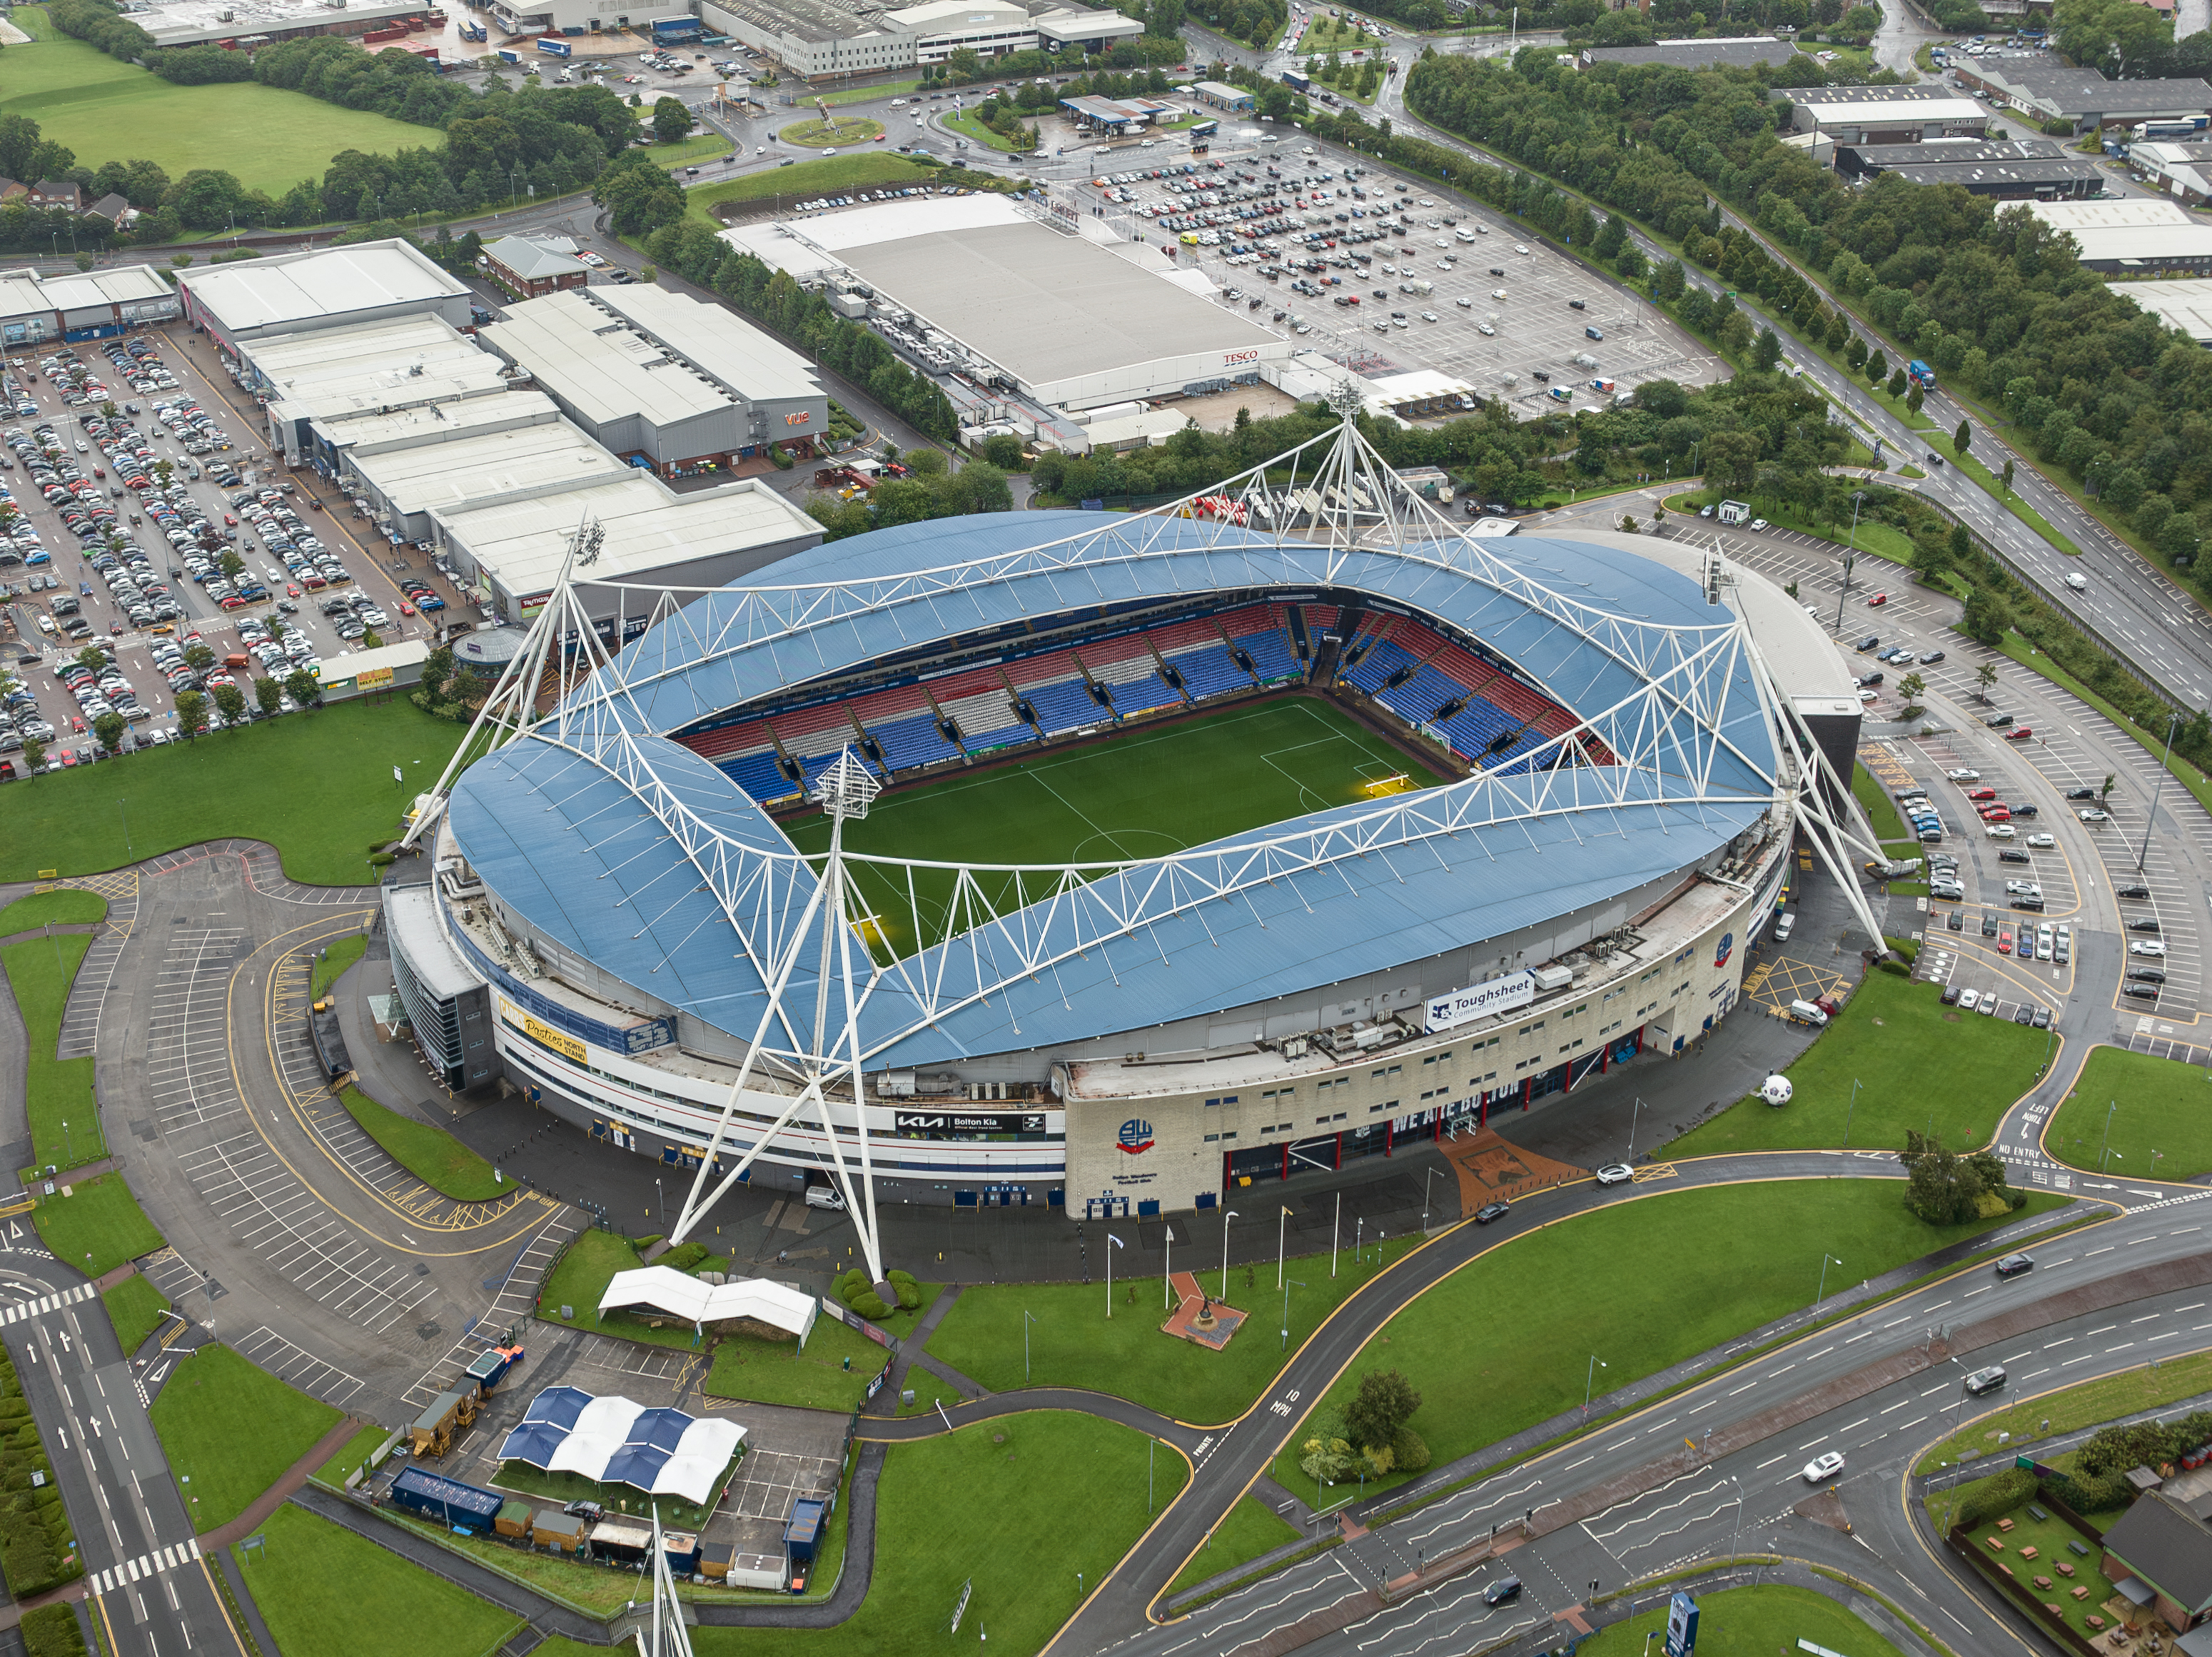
[447,506,1782,1069]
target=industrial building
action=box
[348,406,631,544]
[478,283,827,473]
[109,0,425,48]
[2029,198,2212,273]
[697,0,1138,79]
[2126,139,2212,205]
[483,234,592,301]
[0,264,179,350]
[719,193,1289,412]
[1948,62,2211,132]
[2108,276,2212,343]
[1580,36,1805,71]
[178,239,473,354]
[237,315,516,469]
[1834,137,2100,197]
[1777,84,1990,145]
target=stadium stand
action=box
[1007,650,1108,737]
[852,682,962,774]
[773,701,879,785]
[1220,603,1301,683]
[1080,637,1183,717]
[674,719,797,801]
[927,667,1034,754]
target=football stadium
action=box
[385,415,1872,1279]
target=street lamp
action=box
[1627,1095,1645,1161]
[1023,1307,1036,1382]
[1832,490,1866,633]
[1281,1278,1304,1351]
[2138,710,2181,872]
[1844,1078,1860,1147]
[1106,1231,1123,1317]
[1221,1208,1239,1299]
[1584,1353,1606,1411]
[1817,1252,1843,1305]
[2101,1101,2118,1174]
[1420,1167,1435,1230]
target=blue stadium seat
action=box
[1233,629,1300,683]
[867,712,960,772]
[960,722,1034,754]
[1343,638,1415,693]
[1025,679,1105,735]
[1167,645,1252,699]
[721,750,796,802]
[1111,676,1183,717]
[1376,666,1459,725]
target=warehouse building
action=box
[178,240,473,354]
[719,193,1289,411]
[2028,198,2212,273]
[1834,136,2101,197]
[238,316,516,469]
[1580,36,1804,71]
[1778,84,1990,144]
[2111,276,2212,343]
[0,264,179,350]
[478,283,827,473]
[113,0,425,49]
[347,408,632,545]
[1949,63,2211,132]
[2126,139,2212,204]
[1033,7,1144,51]
[698,0,1131,77]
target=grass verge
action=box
[2046,1045,2212,1180]
[692,1414,1183,1657]
[944,109,1025,151]
[233,1505,522,1657]
[335,1086,506,1202]
[312,1423,390,1492]
[0,697,468,886]
[4,932,104,1170]
[34,1175,163,1277]
[1575,1586,1905,1657]
[1852,762,1911,845]
[310,934,366,1001]
[924,1236,1422,1424]
[1268,1182,2067,1500]
[682,152,942,226]
[777,115,886,147]
[152,1344,343,1532]
[704,1305,902,1411]
[0,891,108,935]
[101,1274,170,1356]
[1168,1493,1301,1594]
[1916,1348,2212,1474]
[1663,972,2047,1156]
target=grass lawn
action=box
[0,697,470,887]
[1957,1498,2117,1644]
[693,1413,1183,1657]
[682,153,938,226]
[1916,1349,2212,1474]
[100,1273,170,1356]
[925,1237,1423,1424]
[818,77,923,105]
[704,1308,897,1412]
[3,11,439,198]
[2046,1046,2212,1179]
[783,699,1441,957]
[1168,1493,1301,1594]
[4,932,105,1170]
[34,1174,163,1277]
[0,891,107,935]
[1853,762,1911,846]
[777,115,887,147]
[234,1505,521,1657]
[1664,972,2048,1157]
[310,934,367,1001]
[152,1344,342,1532]
[338,1085,506,1202]
[1268,1181,2068,1499]
[1575,1587,1907,1657]
[313,1423,391,1491]
[944,109,1026,151]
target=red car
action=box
[1999,926,2014,955]
[1981,807,2011,822]
[59,750,76,767]
[1867,592,1888,606]
[1966,787,1996,800]
[2006,727,2034,741]
[398,600,417,615]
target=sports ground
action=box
[782,697,1440,956]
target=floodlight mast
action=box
[642,1504,695,1657]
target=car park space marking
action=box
[400,1210,577,1411]
[49,872,138,1061]
[232,1324,365,1407]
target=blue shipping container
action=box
[389,1467,504,1531]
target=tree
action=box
[211,681,247,726]
[1864,350,1887,386]
[1752,327,1782,372]
[1345,1369,1422,1451]
[1299,1432,1357,1487]
[1897,670,1927,714]
[2001,459,2015,495]
[173,688,206,738]
[1975,662,1999,702]
[1889,369,1910,400]
[20,736,44,775]
[1954,420,1972,458]
[1844,335,1868,372]
[2101,772,2117,803]
[253,676,283,718]
[286,668,323,710]
[92,710,125,756]
[1901,1129,2011,1225]
[183,643,216,673]
[1619,514,1639,533]
[652,96,696,145]
[1960,588,2010,647]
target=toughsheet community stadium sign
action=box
[1423,972,1536,1034]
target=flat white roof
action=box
[0,263,174,322]
[2030,198,2212,261]
[2031,198,2195,229]
[326,390,566,455]
[353,419,632,520]
[2112,277,2212,340]
[251,316,512,423]
[181,240,470,334]
[128,0,413,39]
[435,473,819,595]
[1797,95,1986,124]
[532,283,822,406]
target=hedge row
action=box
[0,1346,81,1597]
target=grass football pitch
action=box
[782,698,1440,956]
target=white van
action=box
[2064,570,2087,590]
[1773,910,1797,942]
[803,1182,847,1212]
[1788,999,1830,1027]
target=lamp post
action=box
[1163,1225,1173,1313]
[1278,1205,1292,1289]
[1221,1208,1239,1299]
[1023,1308,1036,1382]
[1817,1252,1843,1305]
[1833,490,1867,633]
[2101,1101,2118,1175]
[1584,1353,1606,1411]
[1420,1167,1435,1231]
[1331,1189,1340,1279]
[1844,1078,1860,1147]
[2138,711,2181,873]
[1627,1094,1645,1161]
[1106,1232,1122,1317]
[1281,1278,1304,1351]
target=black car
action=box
[2012,1003,2032,1024]
[1568,298,1586,310]
[2128,966,2167,984]
[2118,884,2151,899]
[564,1499,605,1522]
[1854,634,1879,652]
[1919,650,1946,664]
[2126,983,2162,1000]
[1981,914,1999,937]
[1940,983,1963,1006]
[2066,787,2096,801]
[1998,848,2031,864]
[1994,1253,2035,1279]
[2129,918,2163,934]
[1947,909,1964,931]
[1475,1201,1511,1225]
[2031,1006,2052,1029]
[1855,672,1884,688]
[2012,804,2038,818]
[1484,1578,1524,1607]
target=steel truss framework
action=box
[411,407,1886,1281]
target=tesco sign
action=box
[1222,348,1261,366]
[1424,972,1535,1034]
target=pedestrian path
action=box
[0,1283,96,1324]
[87,1538,201,1596]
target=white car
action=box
[2026,832,2056,847]
[1455,296,1473,308]
[1987,823,2016,839]
[577,251,610,269]
[1803,1451,1846,1484]
[2131,940,2168,957]
[1749,518,1769,531]
[1946,769,1981,781]
[1958,988,1980,1012]
[1595,1164,1633,1186]
[1478,322,1496,336]
[2079,808,2109,823]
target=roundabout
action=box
[777,115,886,149]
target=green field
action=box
[1664,972,2049,1157]
[313,1423,391,1491]
[0,890,108,936]
[0,697,469,887]
[945,109,1027,152]
[2047,1046,2212,1179]
[703,1305,906,1412]
[1268,1181,2069,1498]
[782,699,1439,957]
[682,153,969,226]
[233,1506,522,1657]
[33,1174,162,1276]
[2,10,439,198]
[337,1085,507,1202]
[1576,1587,1907,1657]
[152,1344,343,1531]
[1167,1493,1301,1594]
[777,115,886,148]
[693,1414,1182,1657]
[926,1237,1420,1424]
[5,932,105,1171]
[310,934,367,1000]
[101,1273,171,1356]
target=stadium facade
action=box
[388,422,1869,1271]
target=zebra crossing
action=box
[0,1284,96,1325]
[88,1538,202,1596]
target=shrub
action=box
[1390,1426,1430,1474]
[887,1269,921,1310]
[850,1290,892,1319]
[20,1605,84,1657]
[663,1240,709,1271]
[1953,1467,2037,1530]
[2049,1468,2134,1514]
[834,1267,867,1306]
[368,852,396,867]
